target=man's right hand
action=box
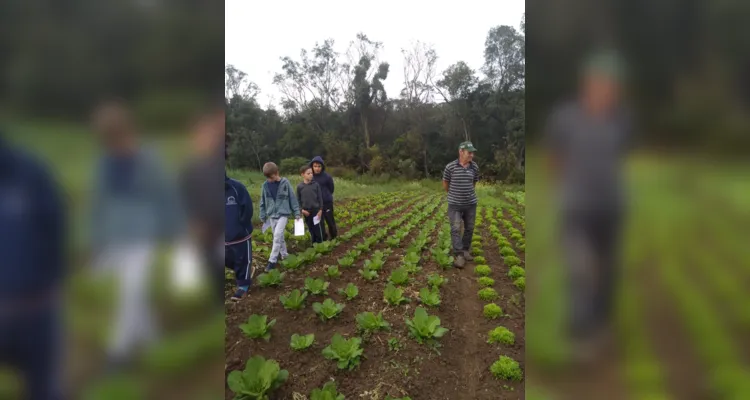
[302,210,310,217]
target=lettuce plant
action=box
[290,333,315,351]
[384,283,409,305]
[356,311,391,333]
[338,283,359,300]
[404,307,448,344]
[321,334,364,370]
[239,314,276,341]
[312,298,345,321]
[304,278,330,295]
[226,356,288,400]
[279,289,307,310]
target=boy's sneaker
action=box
[463,250,474,262]
[231,287,248,302]
[265,261,277,272]
[454,253,466,269]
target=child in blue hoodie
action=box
[225,174,254,301]
[310,156,337,240]
[259,162,301,271]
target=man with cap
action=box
[544,48,633,360]
[442,141,480,268]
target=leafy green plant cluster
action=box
[279,289,308,310]
[405,307,449,345]
[338,283,359,300]
[484,303,504,319]
[474,265,492,277]
[305,277,330,295]
[490,355,523,381]
[477,277,495,287]
[478,287,499,301]
[239,314,276,341]
[257,269,285,287]
[227,356,288,400]
[290,333,315,351]
[310,381,345,400]
[313,298,345,321]
[322,334,364,370]
[487,327,515,345]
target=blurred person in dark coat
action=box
[179,102,225,304]
[544,49,633,361]
[88,99,182,372]
[0,134,67,399]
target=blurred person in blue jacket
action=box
[0,134,67,399]
[88,99,182,372]
[544,49,633,361]
[180,102,225,305]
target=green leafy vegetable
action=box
[226,356,288,399]
[389,267,410,286]
[356,311,391,333]
[290,333,315,351]
[338,283,359,300]
[478,287,499,301]
[326,265,341,279]
[484,303,503,319]
[427,274,447,288]
[384,283,409,305]
[404,307,448,344]
[304,277,330,295]
[312,298,345,321]
[359,268,378,281]
[477,277,495,287]
[257,269,285,287]
[322,334,364,370]
[310,381,345,400]
[419,287,441,307]
[239,314,276,341]
[488,327,515,345]
[279,289,308,310]
[490,355,523,381]
[474,265,492,276]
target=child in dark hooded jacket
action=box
[310,156,337,240]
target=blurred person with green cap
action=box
[544,48,634,362]
[442,141,481,268]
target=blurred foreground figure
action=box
[179,102,226,304]
[88,100,180,372]
[0,135,66,399]
[544,50,632,361]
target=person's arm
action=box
[259,184,267,222]
[36,163,66,287]
[238,183,253,229]
[442,164,452,192]
[328,173,335,195]
[317,183,324,213]
[288,181,301,218]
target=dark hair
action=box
[299,164,312,174]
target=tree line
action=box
[226,15,525,183]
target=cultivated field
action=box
[0,125,223,399]
[526,155,750,400]
[224,183,527,400]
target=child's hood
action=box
[310,156,326,172]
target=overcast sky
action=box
[226,0,524,107]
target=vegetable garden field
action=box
[225,188,526,400]
[526,156,750,400]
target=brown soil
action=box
[225,197,526,399]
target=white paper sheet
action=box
[313,215,321,225]
[261,220,271,233]
[294,218,305,236]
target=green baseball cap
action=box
[459,141,477,152]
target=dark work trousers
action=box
[225,240,252,288]
[447,203,477,254]
[304,208,324,244]
[320,202,338,241]
[562,209,622,341]
[0,302,63,400]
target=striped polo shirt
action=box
[443,159,480,205]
